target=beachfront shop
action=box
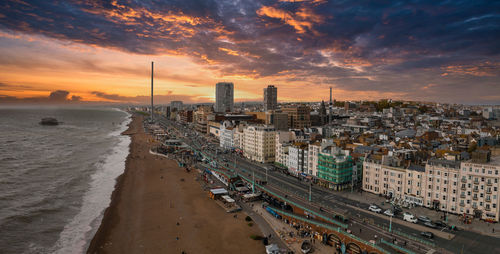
[208,188,228,200]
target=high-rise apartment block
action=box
[263,85,278,111]
[215,82,234,113]
[171,101,183,110]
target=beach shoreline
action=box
[87,114,265,254]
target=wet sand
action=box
[87,115,264,254]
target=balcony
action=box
[486,189,492,194]
[473,196,478,200]
[474,180,479,185]
[487,182,492,186]
[460,202,465,207]
[485,206,491,211]
[472,204,478,209]
[460,194,466,198]
[461,186,466,190]
[461,178,467,183]
[473,188,479,192]
[486,198,491,203]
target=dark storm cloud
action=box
[49,90,70,102]
[0,0,499,102]
[0,89,78,103]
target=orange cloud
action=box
[218,47,239,56]
[442,62,499,77]
[256,6,324,34]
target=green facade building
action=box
[317,152,354,190]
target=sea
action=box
[0,106,131,254]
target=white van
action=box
[403,212,417,223]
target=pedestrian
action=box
[493,228,495,233]
[359,228,362,233]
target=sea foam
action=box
[50,110,131,254]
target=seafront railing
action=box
[267,207,390,254]
[379,238,416,254]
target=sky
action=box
[0,0,499,105]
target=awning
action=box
[210,188,228,195]
[221,195,235,203]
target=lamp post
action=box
[309,182,312,202]
[389,215,393,233]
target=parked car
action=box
[424,221,438,229]
[433,221,448,228]
[418,216,431,223]
[368,205,382,213]
[421,231,434,239]
[392,206,403,215]
[403,212,418,223]
[384,209,394,217]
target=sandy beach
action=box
[87,115,265,254]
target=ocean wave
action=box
[50,112,132,254]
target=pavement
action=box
[339,189,500,238]
[249,201,333,254]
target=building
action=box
[171,101,183,110]
[194,105,213,133]
[207,121,221,137]
[282,105,311,129]
[317,147,354,190]
[243,125,276,163]
[362,155,500,221]
[178,110,193,123]
[275,131,295,168]
[264,85,278,111]
[266,111,289,131]
[459,161,500,221]
[287,142,309,176]
[215,82,234,113]
[220,121,235,149]
[308,139,335,177]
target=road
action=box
[155,116,499,254]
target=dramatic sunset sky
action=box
[0,0,499,104]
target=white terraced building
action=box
[243,125,276,163]
[363,155,500,221]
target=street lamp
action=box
[309,182,312,202]
[389,215,392,233]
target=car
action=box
[392,206,403,214]
[433,221,448,228]
[424,221,438,229]
[420,231,434,239]
[383,209,394,217]
[368,205,382,213]
[403,212,418,223]
[418,216,431,223]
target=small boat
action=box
[301,240,312,254]
[39,117,59,126]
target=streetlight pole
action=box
[309,182,312,202]
[266,166,268,182]
[389,215,392,233]
[252,169,255,194]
